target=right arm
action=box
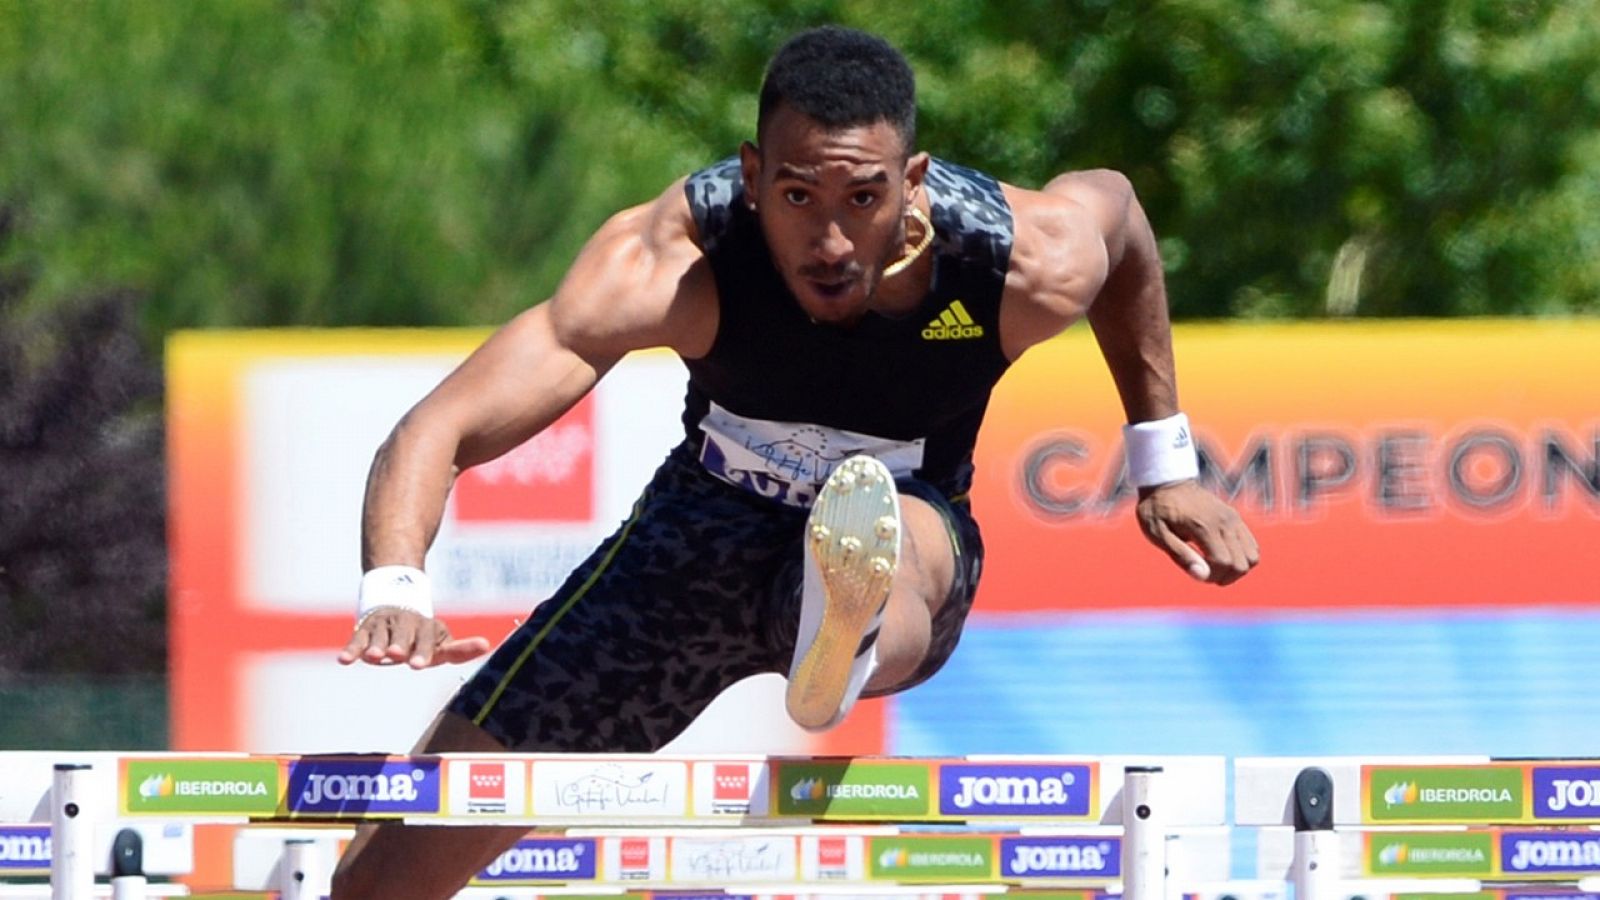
[340,180,715,668]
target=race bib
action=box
[697,402,926,508]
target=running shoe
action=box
[785,454,901,731]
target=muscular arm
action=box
[358,302,617,571]
[1069,172,1178,424]
[1001,170,1175,421]
[1001,170,1259,585]
[344,180,715,666]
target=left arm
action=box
[1000,171,1260,585]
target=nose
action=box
[813,219,853,265]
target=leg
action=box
[786,457,971,729]
[862,476,983,699]
[330,712,524,900]
[335,445,793,898]
[863,494,955,690]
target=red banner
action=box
[968,320,1600,612]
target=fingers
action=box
[338,609,490,668]
[362,616,394,663]
[1181,517,1252,586]
[1191,518,1244,585]
[1206,506,1261,586]
[1145,516,1210,580]
[337,629,367,665]
[404,624,489,668]
[409,620,439,669]
[338,609,423,667]
[1138,483,1261,586]
[428,636,493,667]
[1219,517,1262,585]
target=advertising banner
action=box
[1363,828,1600,878]
[970,320,1599,612]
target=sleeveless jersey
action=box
[682,156,1015,506]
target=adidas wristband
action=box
[1123,412,1200,488]
[357,565,433,621]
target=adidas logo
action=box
[921,299,984,340]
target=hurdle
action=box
[0,753,198,899]
[6,752,1228,899]
[1237,755,1600,895]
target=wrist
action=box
[358,565,433,620]
[1122,412,1199,488]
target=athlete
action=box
[330,25,1259,900]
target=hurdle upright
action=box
[1237,755,1600,892]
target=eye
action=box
[783,188,810,206]
[850,191,878,208]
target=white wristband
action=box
[358,565,433,621]
[1123,412,1200,488]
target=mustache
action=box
[798,262,864,282]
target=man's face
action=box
[741,104,927,326]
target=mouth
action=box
[808,278,855,301]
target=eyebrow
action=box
[773,165,890,187]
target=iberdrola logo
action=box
[1385,782,1419,807]
[1378,843,1409,864]
[789,778,827,802]
[878,848,909,869]
[138,774,175,799]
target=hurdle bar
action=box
[219,755,1222,897]
[0,876,1150,900]
[93,753,1225,828]
[7,753,1224,900]
[158,752,1220,898]
[1255,824,1600,880]
[1237,756,1600,892]
[229,823,1235,892]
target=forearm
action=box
[344,413,495,668]
[1085,196,1178,424]
[360,416,460,571]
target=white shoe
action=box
[786,455,901,732]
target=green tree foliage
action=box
[1,2,1596,698]
[2,0,1597,329]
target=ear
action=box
[739,141,761,208]
[903,151,931,203]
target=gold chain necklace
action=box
[882,206,934,279]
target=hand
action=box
[1135,479,1260,585]
[337,607,492,669]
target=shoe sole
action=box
[786,456,900,730]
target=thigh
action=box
[448,446,804,751]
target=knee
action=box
[329,838,387,900]
[328,857,365,900]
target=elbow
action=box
[1093,168,1135,200]
[372,407,465,478]
[374,411,420,466]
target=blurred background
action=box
[2,0,1598,767]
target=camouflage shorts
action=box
[448,441,984,752]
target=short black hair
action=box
[758,26,917,152]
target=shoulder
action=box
[548,176,718,360]
[994,170,1135,356]
[1007,169,1137,282]
[682,157,748,253]
[586,175,700,259]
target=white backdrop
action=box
[224,347,809,754]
